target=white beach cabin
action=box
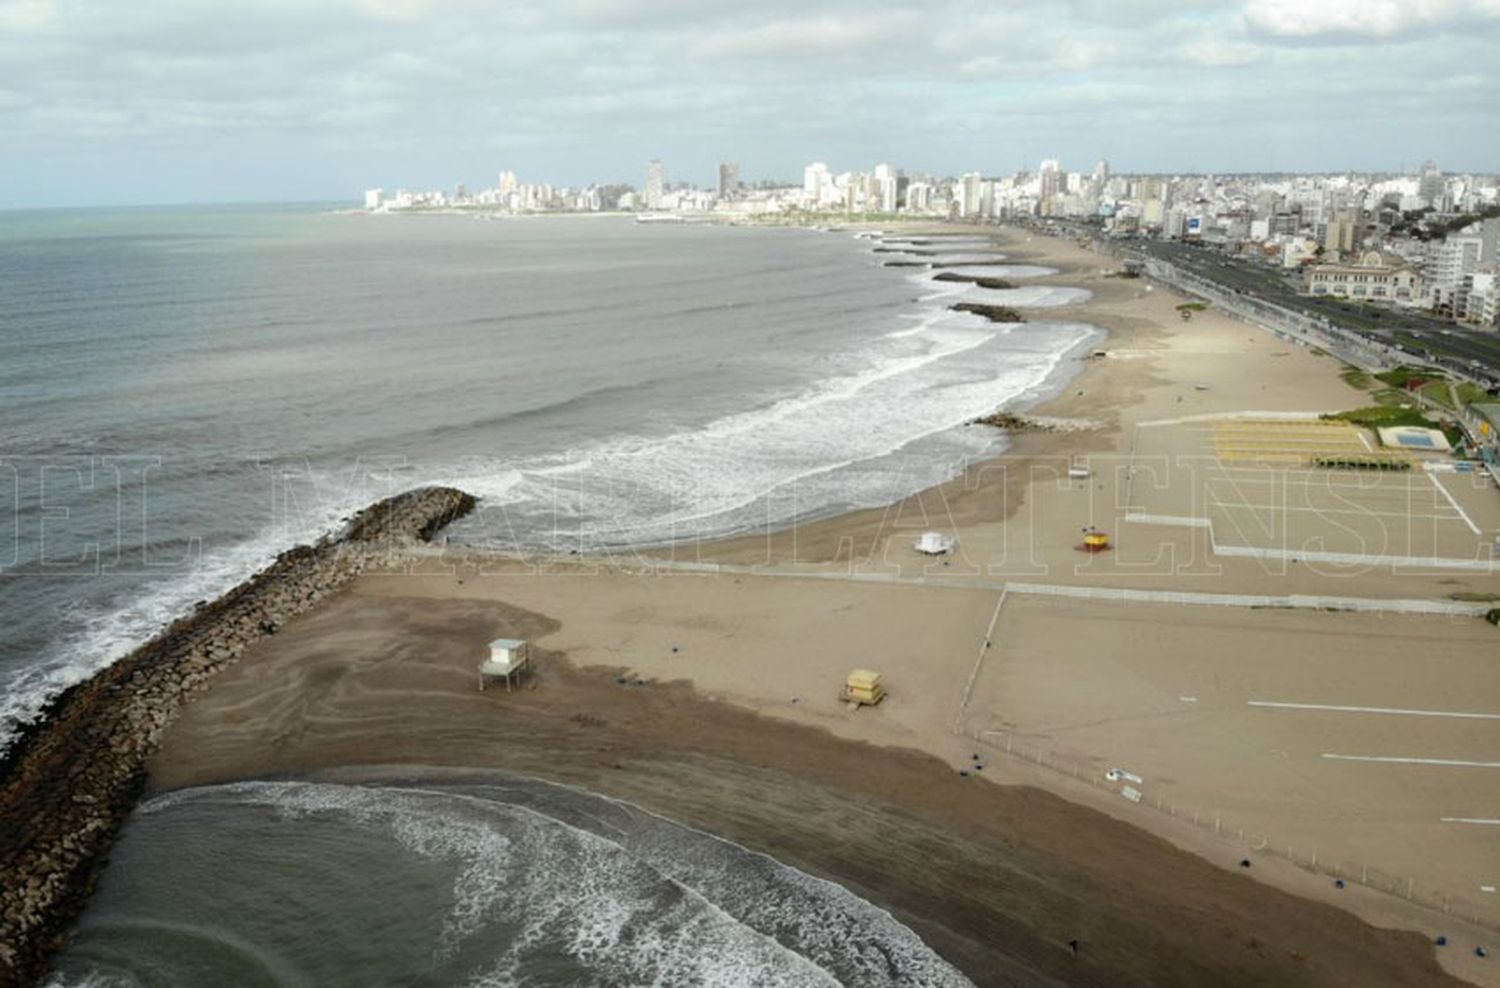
[914,532,954,555]
[478,637,531,692]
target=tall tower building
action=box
[645,159,664,209]
[803,162,830,206]
[872,163,897,214]
[960,172,983,217]
[1038,159,1061,202]
[717,162,740,198]
[1418,159,1443,207]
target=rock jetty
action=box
[951,301,1025,323]
[0,486,476,987]
[932,271,1016,290]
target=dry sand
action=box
[150,582,1466,988]
[146,223,1500,986]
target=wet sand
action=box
[150,586,1465,988]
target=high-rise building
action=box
[959,172,983,218]
[1323,209,1360,256]
[803,162,831,206]
[717,162,740,199]
[1418,160,1443,207]
[872,163,897,214]
[1038,159,1061,201]
[645,160,664,209]
[1429,229,1483,311]
[498,171,518,195]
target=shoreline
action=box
[13,222,1499,986]
[0,488,476,987]
[143,598,1466,988]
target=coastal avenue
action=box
[1129,238,1500,385]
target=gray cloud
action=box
[0,0,1495,207]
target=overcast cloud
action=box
[1,0,1496,206]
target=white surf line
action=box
[1322,754,1500,768]
[1249,700,1500,721]
[1440,818,1500,826]
[1426,471,1481,535]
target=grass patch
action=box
[1456,381,1491,406]
[1323,405,1442,429]
[1322,405,1464,447]
[1371,388,1414,407]
[1339,367,1374,390]
[1175,301,1208,312]
[1373,365,1441,389]
[1418,380,1455,410]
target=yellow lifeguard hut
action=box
[842,669,886,707]
[1080,528,1111,553]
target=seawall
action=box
[0,486,476,987]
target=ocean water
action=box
[0,206,1097,751]
[5,207,1096,985]
[47,778,974,987]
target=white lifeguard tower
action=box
[478,637,532,692]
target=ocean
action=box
[47,776,975,987]
[2,205,1096,984]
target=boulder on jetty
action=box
[970,411,1046,431]
[0,486,476,987]
[951,301,1025,323]
[970,412,1102,432]
[932,271,1016,290]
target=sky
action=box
[1,0,1497,207]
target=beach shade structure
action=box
[841,668,886,707]
[478,637,532,692]
[914,532,954,555]
[1077,526,1111,553]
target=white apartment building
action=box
[1428,231,1483,312]
[1462,271,1500,328]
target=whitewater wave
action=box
[0,468,400,752]
[120,779,974,988]
[438,315,1098,549]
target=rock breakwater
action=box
[951,301,1025,323]
[0,486,475,987]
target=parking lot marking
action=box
[1250,701,1500,721]
[1322,754,1500,768]
[1427,471,1481,535]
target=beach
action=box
[130,226,1500,985]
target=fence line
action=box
[1002,580,1491,616]
[951,588,1007,733]
[962,726,1500,934]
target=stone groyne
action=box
[0,486,476,987]
[950,301,1025,324]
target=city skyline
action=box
[2,0,1498,209]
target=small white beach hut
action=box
[914,532,954,555]
[478,637,531,692]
